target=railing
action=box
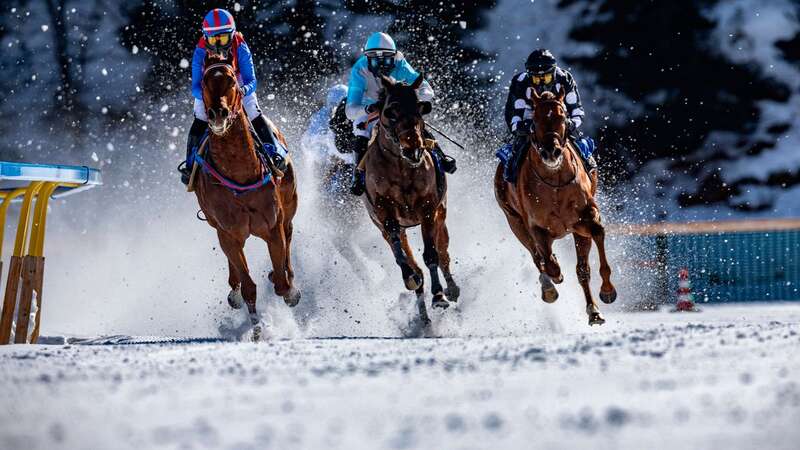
[611,219,800,305]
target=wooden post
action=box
[13,255,38,344]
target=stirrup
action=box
[262,143,287,172]
[440,154,457,174]
[178,161,191,185]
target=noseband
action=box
[379,101,421,150]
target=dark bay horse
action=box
[494,88,616,325]
[193,56,300,339]
[361,75,460,325]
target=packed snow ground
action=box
[1,303,799,450]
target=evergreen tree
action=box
[563,0,791,190]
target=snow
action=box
[1,304,799,450]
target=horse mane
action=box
[538,91,557,101]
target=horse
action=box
[494,88,616,325]
[361,74,460,326]
[192,55,300,339]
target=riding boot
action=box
[422,130,456,174]
[251,114,287,173]
[350,136,369,196]
[179,118,207,185]
[504,135,529,184]
[569,134,598,175]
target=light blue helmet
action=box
[364,32,396,56]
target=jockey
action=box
[502,49,596,183]
[178,8,286,185]
[345,32,457,196]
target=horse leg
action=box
[421,213,448,309]
[588,220,617,304]
[434,207,460,302]
[399,231,429,325]
[283,219,295,283]
[226,259,244,310]
[574,233,605,325]
[382,218,422,291]
[217,230,260,336]
[532,226,563,284]
[499,207,558,302]
[264,221,301,307]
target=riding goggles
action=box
[530,70,554,86]
[368,55,396,72]
[207,32,232,47]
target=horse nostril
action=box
[554,148,562,157]
[221,109,229,119]
[207,109,216,120]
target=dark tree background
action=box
[0,0,798,215]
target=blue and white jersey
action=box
[345,53,434,121]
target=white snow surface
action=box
[1,304,799,450]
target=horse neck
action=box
[527,140,577,186]
[208,115,261,184]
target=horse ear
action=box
[557,85,566,103]
[530,88,541,103]
[411,72,425,90]
[380,75,394,90]
[418,101,432,115]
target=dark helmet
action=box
[525,49,557,74]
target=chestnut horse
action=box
[494,89,616,325]
[362,75,460,325]
[193,56,300,339]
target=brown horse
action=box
[362,75,460,325]
[193,55,300,339]
[494,88,616,325]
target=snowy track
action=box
[2,304,799,450]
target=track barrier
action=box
[0,162,101,344]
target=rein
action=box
[195,62,271,194]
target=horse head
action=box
[201,54,242,136]
[377,74,429,167]
[530,87,567,170]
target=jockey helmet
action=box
[526,49,557,75]
[364,32,397,77]
[202,9,236,55]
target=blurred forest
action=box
[0,0,798,216]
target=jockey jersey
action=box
[504,66,584,134]
[191,32,257,101]
[345,52,434,127]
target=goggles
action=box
[368,55,396,71]
[207,33,232,47]
[530,70,554,86]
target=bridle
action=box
[527,96,577,188]
[202,62,243,132]
[379,99,422,152]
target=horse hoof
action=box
[541,287,559,303]
[405,273,423,291]
[588,312,606,326]
[252,324,262,342]
[283,287,301,307]
[227,288,244,310]
[268,271,274,283]
[600,289,617,304]
[552,273,564,284]
[432,294,450,309]
[445,285,460,302]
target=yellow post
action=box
[25,182,62,343]
[0,182,43,344]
